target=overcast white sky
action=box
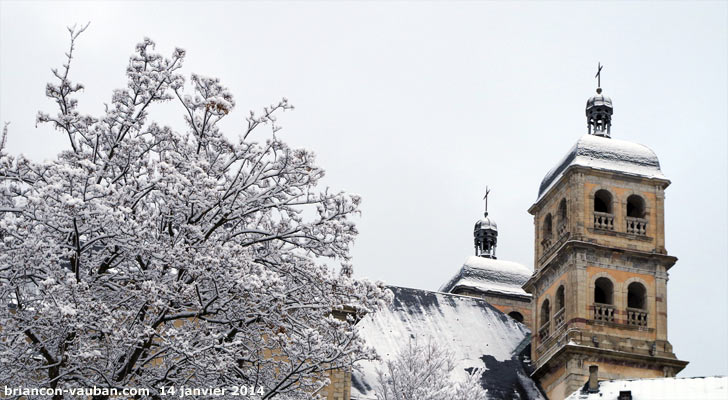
[1,1,726,378]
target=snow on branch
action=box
[0,27,389,400]
[375,339,487,400]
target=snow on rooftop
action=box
[439,256,533,298]
[565,376,728,400]
[537,134,667,202]
[351,286,544,399]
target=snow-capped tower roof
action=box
[439,256,532,298]
[537,134,667,200]
[441,191,533,299]
[535,69,669,202]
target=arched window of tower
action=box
[508,311,524,323]
[628,282,647,309]
[543,214,553,237]
[558,198,567,222]
[627,195,646,218]
[556,285,565,311]
[594,277,614,305]
[594,189,613,214]
[540,299,551,326]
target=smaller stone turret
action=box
[474,214,498,259]
[474,187,498,258]
[586,88,613,137]
[586,63,613,137]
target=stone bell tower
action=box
[522,72,687,400]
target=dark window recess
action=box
[627,195,646,218]
[540,300,550,326]
[544,214,553,236]
[556,286,565,311]
[508,311,524,323]
[627,282,647,309]
[594,190,612,213]
[594,277,614,304]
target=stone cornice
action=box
[523,240,678,293]
[531,343,689,380]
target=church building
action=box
[337,75,727,400]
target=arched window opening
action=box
[627,282,647,309]
[508,311,524,323]
[558,198,567,221]
[594,277,614,305]
[540,300,550,326]
[543,214,553,237]
[627,195,646,218]
[539,299,551,339]
[554,285,566,327]
[594,190,613,213]
[556,285,565,311]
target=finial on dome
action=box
[595,62,603,89]
[475,187,498,259]
[586,62,613,138]
[483,186,491,218]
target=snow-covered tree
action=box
[374,339,487,400]
[0,25,390,399]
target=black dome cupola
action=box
[474,187,498,259]
[586,63,613,137]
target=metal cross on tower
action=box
[483,186,491,218]
[595,62,603,88]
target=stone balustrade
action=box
[626,216,648,235]
[557,221,568,237]
[627,307,648,327]
[538,322,550,341]
[541,237,553,251]
[554,308,565,329]
[593,212,615,231]
[593,303,615,322]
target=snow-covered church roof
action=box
[565,376,728,400]
[537,134,668,201]
[351,286,545,399]
[439,256,533,298]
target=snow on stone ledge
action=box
[565,376,728,400]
